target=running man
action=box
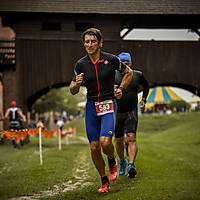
[114,52,149,178]
[5,100,26,149]
[69,28,133,192]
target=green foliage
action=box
[32,86,86,114]
[168,100,190,111]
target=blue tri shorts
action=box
[85,99,117,143]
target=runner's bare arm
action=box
[69,73,84,95]
[120,65,133,89]
[69,81,80,95]
[18,109,26,123]
[4,109,10,119]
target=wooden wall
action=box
[1,13,200,112]
[120,40,200,94]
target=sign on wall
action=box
[0,40,15,65]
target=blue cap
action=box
[117,52,132,64]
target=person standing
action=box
[69,28,133,192]
[5,100,26,149]
[56,116,64,132]
[114,52,149,178]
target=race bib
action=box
[95,100,114,116]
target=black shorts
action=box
[115,109,138,138]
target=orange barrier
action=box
[0,127,76,141]
[1,129,29,141]
[55,128,76,138]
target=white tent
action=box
[170,87,200,103]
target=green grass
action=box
[0,112,200,200]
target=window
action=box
[42,22,61,31]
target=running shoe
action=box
[119,158,128,175]
[108,158,118,181]
[128,163,137,178]
[98,182,110,193]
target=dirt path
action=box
[9,137,92,200]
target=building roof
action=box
[0,0,200,15]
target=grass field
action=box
[0,111,200,200]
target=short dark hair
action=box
[82,28,102,43]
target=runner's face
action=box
[83,35,102,55]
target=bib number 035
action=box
[95,100,114,116]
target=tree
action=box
[32,86,86,114]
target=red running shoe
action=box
[109,161,118,181]
[98,182,110,193]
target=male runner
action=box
[69,28,133,192]
[114,52,149,178]
[5,100,26,149]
